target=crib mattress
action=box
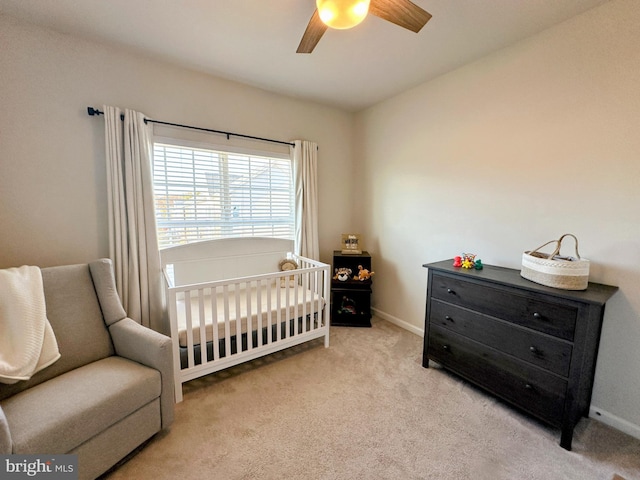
[174,284,325,347]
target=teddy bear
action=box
[354,265,374,281]
[278,258,298,287]
[333,267,352,282]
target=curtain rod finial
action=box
[87,106,103,116]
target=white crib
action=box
[161,237,331,402]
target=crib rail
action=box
[164,254,330,402]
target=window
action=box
[152,142,294,249]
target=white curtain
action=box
[104,106,163,332]
[291,140,319,260]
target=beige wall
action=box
[354,0,640,436]
[0,13,353,269]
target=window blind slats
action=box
[153,143,294,249]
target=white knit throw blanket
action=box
[0,266,60,384]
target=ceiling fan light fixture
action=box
[316,0,371,30]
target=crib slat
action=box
[317,270,322,328]
[293,277,300,336]
[246,280,253,351]
[185,291,195,369]
[302,270,308,332]
[284,280,290,339]
[276,281,282,342]
[266,281,273,344]
[211,286,220,361]
[223,285,231,357]
[320,270,325,328]
[320,270,324,328]
[234,283,242,354]
[198,288,206,366]
[312,269,317,331]
[324,267,331,335]
[256,279,263,348]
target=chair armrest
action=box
[0,405,12,453]
[109,318,174,429]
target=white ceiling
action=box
[0,0,609,111]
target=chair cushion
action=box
[40,264,115,373]
[1,356,161,454]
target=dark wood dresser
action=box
[422,259,618,450]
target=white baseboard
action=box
[371,307,424,337]
[372,307,640,442]
[590,406,640,441]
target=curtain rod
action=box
[86,107,295,147]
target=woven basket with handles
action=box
[521,234,590,290]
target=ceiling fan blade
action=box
[297,9,329,53]
[369,0,432,33]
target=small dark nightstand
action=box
[331,251,372,327]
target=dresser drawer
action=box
[429,300,573,377]
[430,273,577,341]
[428,325,567,425]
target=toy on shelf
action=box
[333,267,353,282]
[354,265,374,281]
[453,256,462,267]
[338,296,357,315]
[474,259,483,270]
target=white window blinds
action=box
[153,142,294,249]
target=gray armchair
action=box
[0,259,174,480]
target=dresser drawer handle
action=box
[442,344,450,351]
[445,315,453,322]
[533,312,542,319]
[529,346,538,354]
[447,288,455,295]
[524,383,533,390]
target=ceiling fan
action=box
[297,0,432,53]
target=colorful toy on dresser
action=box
[453,253,483,270]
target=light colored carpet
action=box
[102,317,640,480]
